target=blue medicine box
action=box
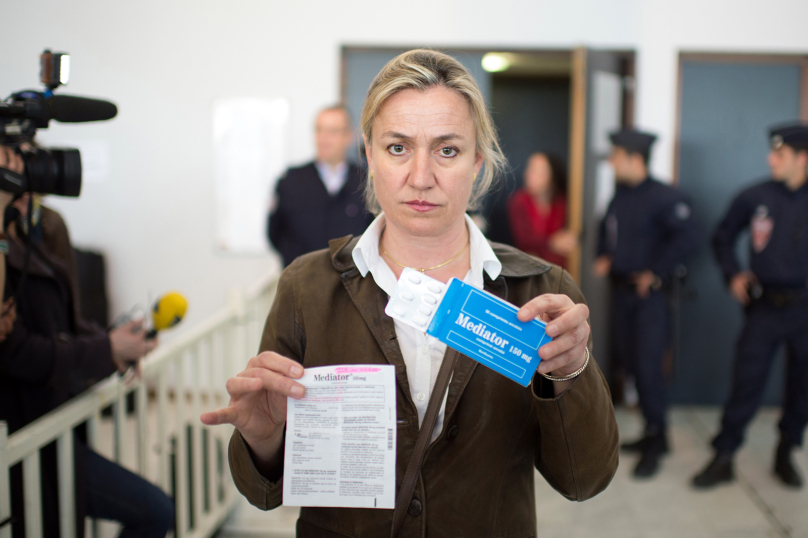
[427,279,551,387]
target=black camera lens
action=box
[22,147,82,197]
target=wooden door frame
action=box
[566,48,587,282]
[566,47,635,282]
[673,52,808,186]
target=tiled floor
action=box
[219,406,808,538]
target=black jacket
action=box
[267,162,373,266]
[0,207,114,538]
[0,207,113,434]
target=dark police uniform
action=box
[711,129,808,456]
[597,130,701,436]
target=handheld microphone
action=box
[146,292,188,339]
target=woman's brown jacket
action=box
[229,236,619,538]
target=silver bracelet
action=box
[540,346,590,382]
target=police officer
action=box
[595,129,701,478]
[692,123,808,489]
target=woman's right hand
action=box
[548,229,578,257]
[200,351,305,465]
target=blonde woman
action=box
[203,49,618,537]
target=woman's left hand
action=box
[517,294,589,377]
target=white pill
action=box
[413,315,427,326]
[417,306,433,316]
[428,283,443,294]
[393,306,406,317]
[400,291,414,301]
[422,295,437,305]
[408,274,422,284]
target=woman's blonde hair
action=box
[360,49,506,214]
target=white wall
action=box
[1,0,806,338]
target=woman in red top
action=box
[507,152,577,268]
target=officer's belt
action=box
[753,286,808,308]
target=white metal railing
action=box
[0,272,279,538]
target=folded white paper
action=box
[283,365,397,508]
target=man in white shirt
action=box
[267,105,373,266]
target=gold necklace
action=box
[380,236,469,273]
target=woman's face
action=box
[523,154,552,197]
[365,86,483,238]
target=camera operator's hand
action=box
[109,320,158,372]
[0,298,17,342]
[0,146,23,213]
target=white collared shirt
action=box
[352,213,502,442]
[315,161,349,196]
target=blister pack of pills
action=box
[384,268,448,331]
[385,267,552,387]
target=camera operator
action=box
[0,144,174,538]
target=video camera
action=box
[0,50,118,197]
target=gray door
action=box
[482,75,571,246]
[675,59,803,405]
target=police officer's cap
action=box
[609,129,657,154]
[769,123,808,152]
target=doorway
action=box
[673,53,808,405]
[481,54,573,246]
